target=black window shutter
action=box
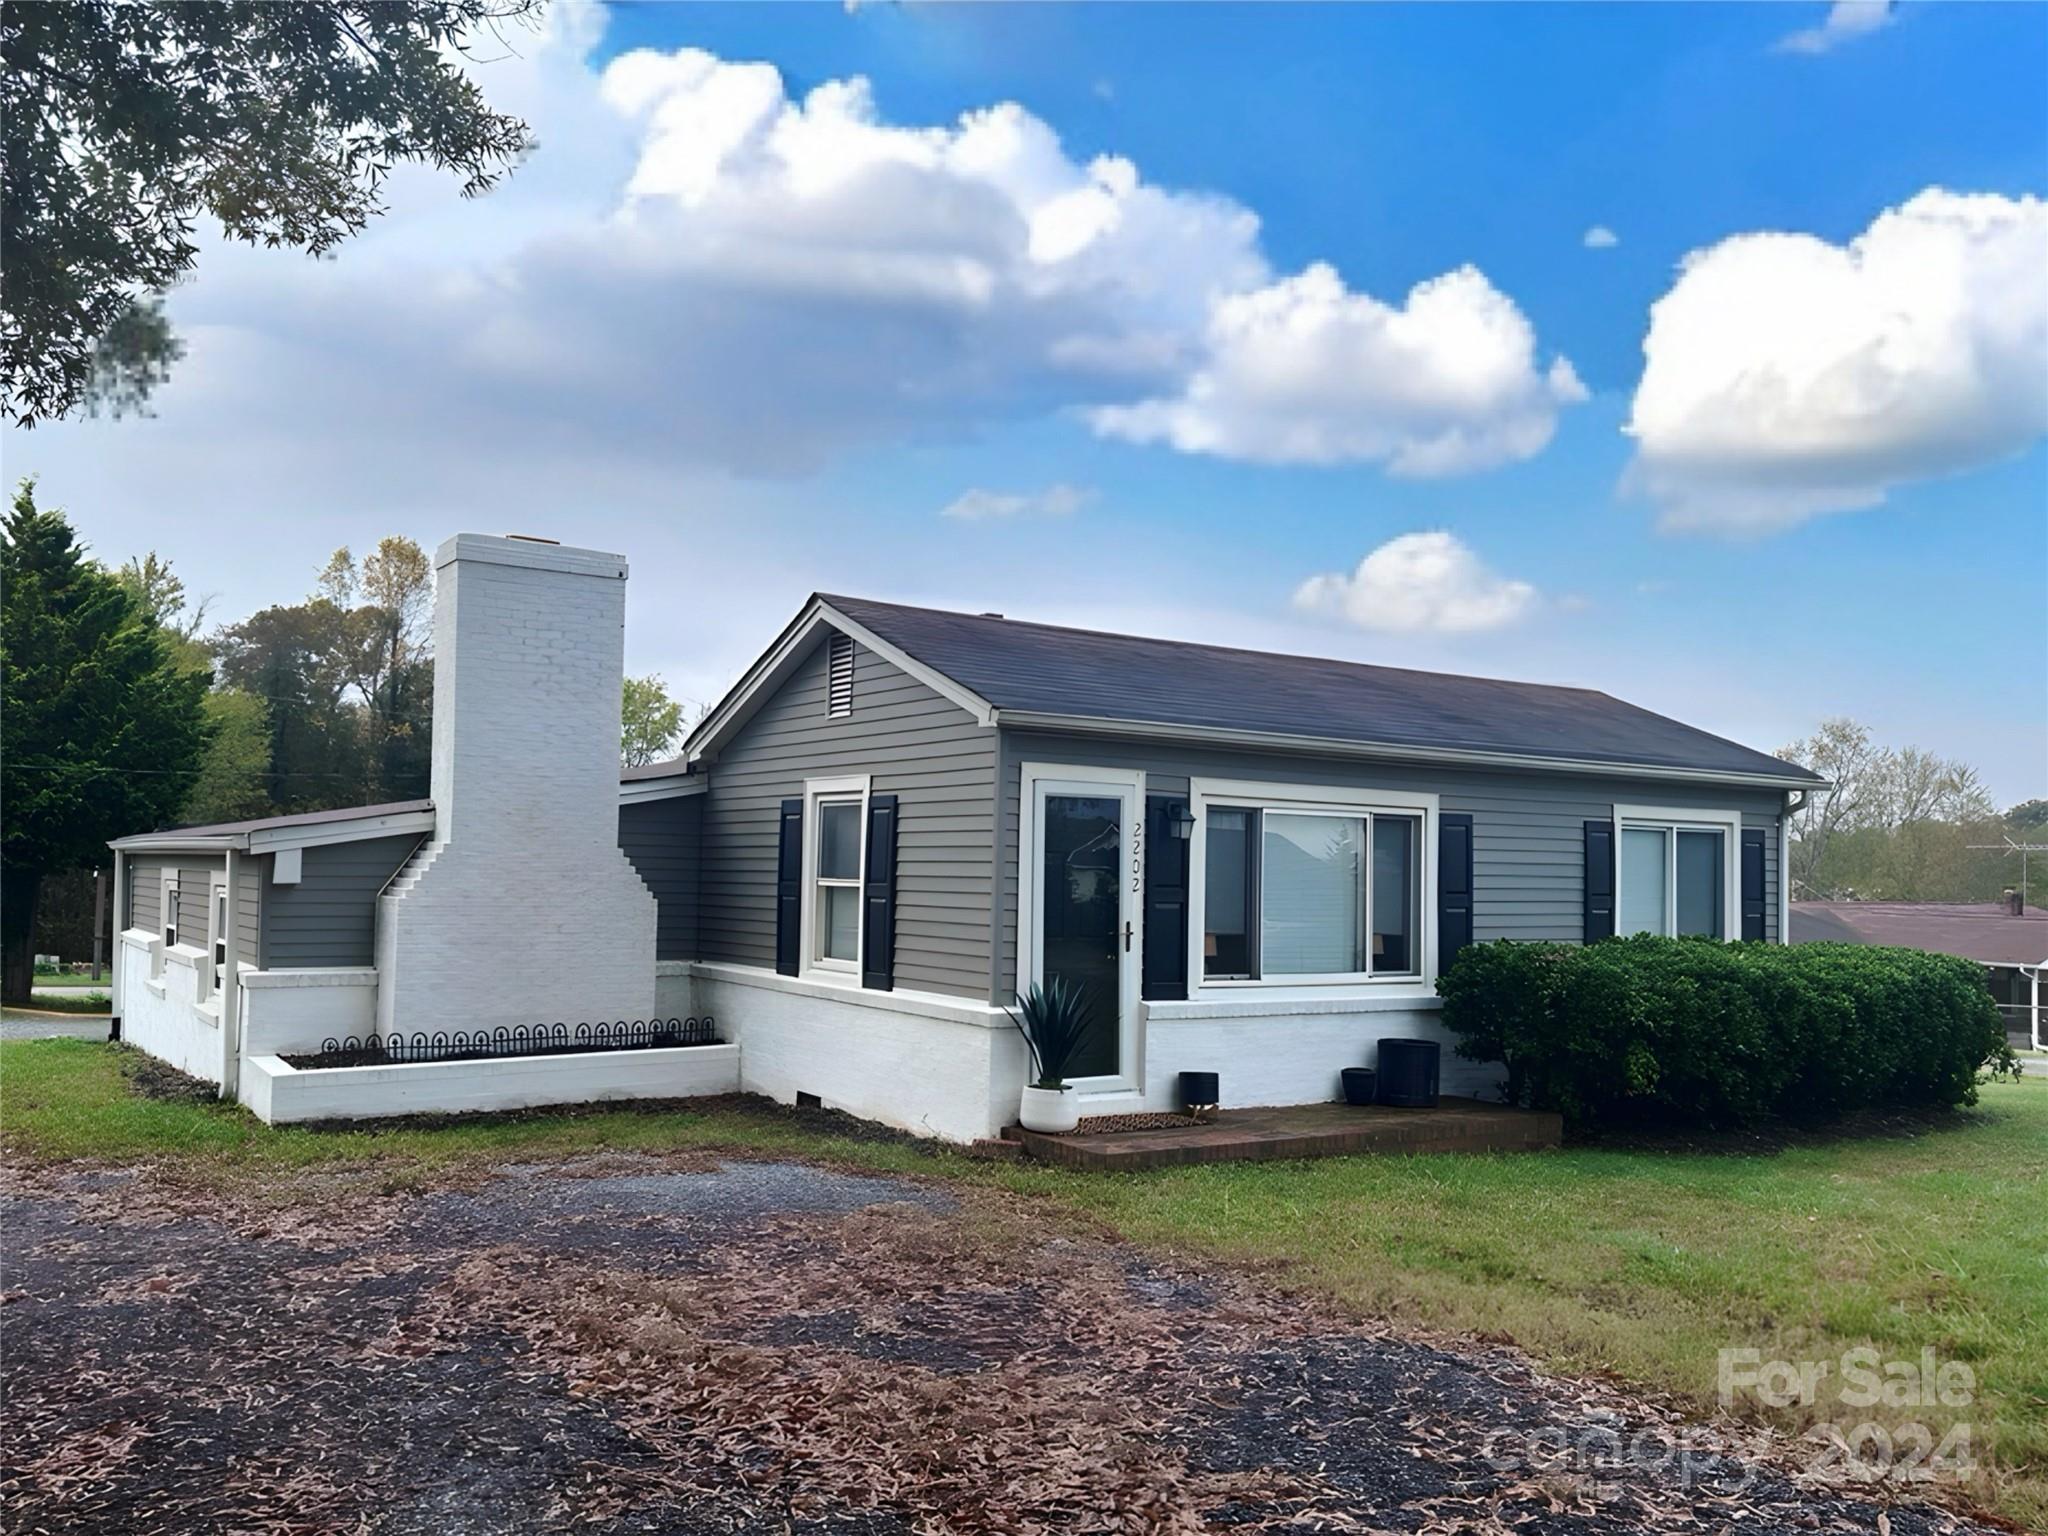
[1141,795,1189,1001]
[1740,828,1768,941]
[862,794,899,991]
[1437,813,1474,974]
[775,797,803,976]
[1583,819,1615,943]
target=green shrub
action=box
[1437,936,2016,1130]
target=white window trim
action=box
[155,871,180,978]
[1188,779,1439,995]
[800,774,870,981]
[1015,762,1146,1099]
[202,878,228,1002]
[1613,803,1741,941]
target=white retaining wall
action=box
[694,962,1504,1142]
[240,969,379,1057]
[655,960,694,1021]
[117,930,223,1084]
[241,1042,741,1125]
[693,964,1027,1144]
[377,534,657,1038]
[1140,994,1505,1108]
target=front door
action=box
[1020,766,1143,1097]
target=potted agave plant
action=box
[1008,976,1093,1133]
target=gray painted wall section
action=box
[124,853,260,959]
[261,834,422,969]
[697,630,996,999]
[619,795,702,961]
[995,729,1787,998]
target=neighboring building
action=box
[1791,897,2047,1051]
[110,533,1824,1138]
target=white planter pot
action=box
[1019,1084,1079,1134]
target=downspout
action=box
[109,849,125,1040]
[221,846,243,1102]
[1780,790,1808,945]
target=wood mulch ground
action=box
[0,1153,2004,1536]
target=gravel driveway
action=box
[0,1154,1993,1535]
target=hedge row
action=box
[1437,935,2016,1130]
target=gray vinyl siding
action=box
[123,853,258,958]
[995,729,1788,993]
[697,629,996,999]
[619,795,702,961]
[261,834,423,969]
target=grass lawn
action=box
[19,991,111,1014]
[3,1037,2041,1527]
[32,968,108,985]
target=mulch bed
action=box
[0,1153,2001,1536]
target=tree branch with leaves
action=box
[1,1,538,425]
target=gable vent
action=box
[828,632,855,717]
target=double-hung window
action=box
[160,872,181,949]
[805,776,869,973]
[1615,807,1739,940]
[1198,785,1430,985]
[206,880,229,999]
[154,871,180,980]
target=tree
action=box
[1777,718,1877,899]
[211,599,365,811]
[183,689,275,825]
[117,551,212,639]
[1,1,537,425]
[318,539,435,800]
[0,483,211,1003]
[621,674,685,768]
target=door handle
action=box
[1123,921,1133,953]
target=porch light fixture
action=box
[1166,800,1196,840]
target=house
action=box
[109,532,1824,1139]
[1791,896,2047,1051]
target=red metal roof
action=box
[1790,902,2048,968]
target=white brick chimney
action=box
[375,534,657,1037]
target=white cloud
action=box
[3,1,1575,528]
[1293,532,1540,633]
[939,482,1094,520]
[1092,263,1586,474]
[1775,1,1896,55]
[1583,225,1619,250]
[1625,188,2048,534]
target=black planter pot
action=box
[1178,1070,1220,1111]
[1340,1067,1377,1107]
[1376,1038,1441,1109]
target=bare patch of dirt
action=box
[0,1155,1999,1535]
[120,1051,220,1105]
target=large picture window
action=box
[1200,793,1425,984]
[1614,807,1738,940]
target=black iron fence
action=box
[284,1017,721,1070]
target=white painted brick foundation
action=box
[377,535,657,1037]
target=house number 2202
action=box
[1131,817,1143,893]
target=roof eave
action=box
[990,709,1830,792]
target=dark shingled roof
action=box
[1791,902,2048,967]
[821,595,1821,784]
[118,799,434,842]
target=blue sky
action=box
[6,1,2044,801]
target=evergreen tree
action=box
[1,483,210,1002]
